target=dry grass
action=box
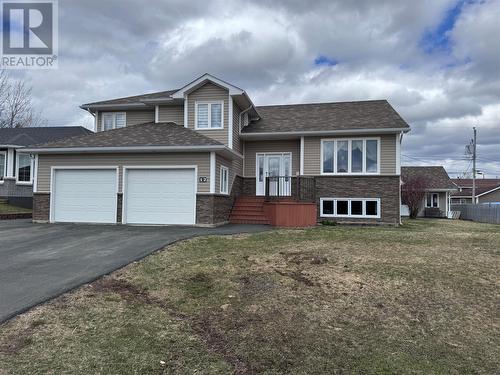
[0,219,499,374]
[0,203,31,214]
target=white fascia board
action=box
[23,145,225,153]
[476,185,500,197]
[240,127,411,139]
[171,73,244,99]
[22,145,243,159]
[80,103,149,110]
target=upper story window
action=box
[102,112,126,131]
[321,138,379,175]
[0,152,6,181]
[195,101,223,129]
[16,153,32,184]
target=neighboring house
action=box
[401,166,457,218]
[0,127,92,207]
[23,73,410,226]
[451,178,500,204]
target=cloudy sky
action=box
[11,0,500,177]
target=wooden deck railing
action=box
[265,176,316,202]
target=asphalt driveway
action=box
[0,220,270,323]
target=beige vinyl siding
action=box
[37,153,211,193]
[232,102,242,153]
[158,105,184,125]
[216,154,242,194]
[187,82,229,146]
[303,134,398,175]
[96,110,154,132]
[243,140,300,177]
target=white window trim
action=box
[195,100,224,130]
[101,112,126,131]
[320,198,381,219]
[220,165,229,195]
[0,151,6,183]
[15,153,33,185]
[426,193,439,208]
[320,137,380,175]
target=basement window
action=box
[320,198,380,218]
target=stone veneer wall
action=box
[32,193,50,222]
[240,176,400,226]
[314,176,400,225]
[196,176,243,225]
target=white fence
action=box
[451,204,500,225]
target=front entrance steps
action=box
[229,197,270,225]
[230,196,317,227]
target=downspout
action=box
[239,105,253,131]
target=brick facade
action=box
[315,176,400,225]
[32,193,50,222]
[196,176,242,226]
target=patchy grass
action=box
[0,203,31,214]
[0,219,499,374]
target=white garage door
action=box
[52,169,117,223]
[123,168,196,225]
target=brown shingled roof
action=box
[82,90,178,106]
[451,178,500,196]
[29,122,223,149]
[243,100,409,134]
[401,166,457,190]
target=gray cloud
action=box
[16,0,500,177]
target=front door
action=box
[256,153,292,196]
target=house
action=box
[23,73,410,226]
[0,126,92,207]
[451,178,500,204]
[401,166,457,218]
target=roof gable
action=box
[171,73,243,99]
[401,166,456,190]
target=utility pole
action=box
[472,127,477,204]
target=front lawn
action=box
[0,219,498,374]
[0,202,32,214]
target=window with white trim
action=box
[220,166,229,194]
[426,193,439,208]
[320,198,380,218]
[196,101,223,129]
[321,138,379,174]
[16,153,32,184]
[102,112,126,131]
[0,151,6,181]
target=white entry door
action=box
[256,153,292,196]
[52,168,118,223]
[123,168,196,225]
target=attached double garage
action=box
[35,153,216,225]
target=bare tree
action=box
[0,70,45,128]
[402,177,430,219]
